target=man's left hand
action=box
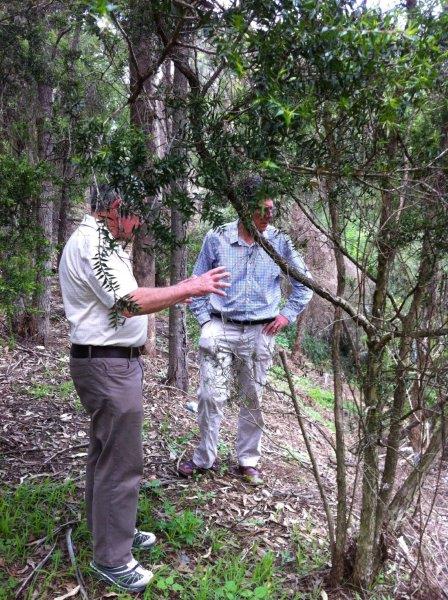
[262,315,289,336]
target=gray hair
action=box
[238,174,266,208]
[90,183,120,212]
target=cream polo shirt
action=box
[59,214,148,346]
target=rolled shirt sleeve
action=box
[189,232,215,326]
[279,234,313,323]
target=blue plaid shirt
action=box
[190,220,313,325]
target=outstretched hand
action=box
[262,314,289,336]
[183,267,231,299]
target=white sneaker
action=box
[133,528,157,549]
[90,558,153,592]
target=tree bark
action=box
[353,169,396,589]
[373,236,436,560]
[291,309,308,364]
[167,59,189,390]
[56,24,81,267]
[56,156,74,267]
[328,186,348,585]
[32,81,54,345]
[129,8,160,355]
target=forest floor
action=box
[1,284,447,600]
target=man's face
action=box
[252,199,275,232]
[105,199,141,241]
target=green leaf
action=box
[261,160,280,170]
[225,581,238,592]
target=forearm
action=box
[122,282,192,317]
[189,295,211,325]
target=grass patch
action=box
[25,379,76,401]
[143,551,278,599]
[0,479,76,563]
[296,376,356,416]
[268,366,335,429]
[292,519,329,577]
[28,382,53,399]
[296,377,334,410]
[301,334,331,368]
[0,572,19,600]
[161,503,204,548]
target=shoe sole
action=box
[242,476,263,486]
[133,539,156,550]
[178,462,220,478]
[90,562,153,593]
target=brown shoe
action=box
[178,459,219,478]
[238,466,263,486]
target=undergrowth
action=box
[0,479,334,599]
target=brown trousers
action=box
[70,357,144,567]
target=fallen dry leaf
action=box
[54,584,80,600]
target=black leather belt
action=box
[70,344,141,359]
[211,312,275,326]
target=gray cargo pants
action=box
[70,356,144,567]
[193,318,275,469]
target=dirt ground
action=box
[1,285,447,599]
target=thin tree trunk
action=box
[57,24,80,267]
[291,309,308,364]
[328,187,348,585]
[167,58,189,390]
[33,81,54,345]
[56,157,74,267]
[167,207,188,389]
[373,237,435,561]
[280,350,336,551]
[353,171,396,589]
[129,12,160,355]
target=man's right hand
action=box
[183,267,230,298]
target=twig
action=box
[14,343,55,358]
[27,520,78,549]
[279,350,335,552]
[41,442,89,466]
[176,447,187,473]
[15,540,57,598]
[5,356,27,377]
[158,382,197,401]
[66,527,89,600]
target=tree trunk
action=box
[56,24,81,267]
[56,157,74,267]
[328,187,348,585]
[353,172,396,589]
[291,309,308,364]
[167,207,188,389]
[32,81,54,345]
[129,12,160,355]
[373,236,436,562]
[167,59,189,390]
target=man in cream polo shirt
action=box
[59,184,229,593]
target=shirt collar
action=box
[231,220,275,244]
[228,220,240,244]
[80,214,101,230]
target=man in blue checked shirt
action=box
[178,176,313,485]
